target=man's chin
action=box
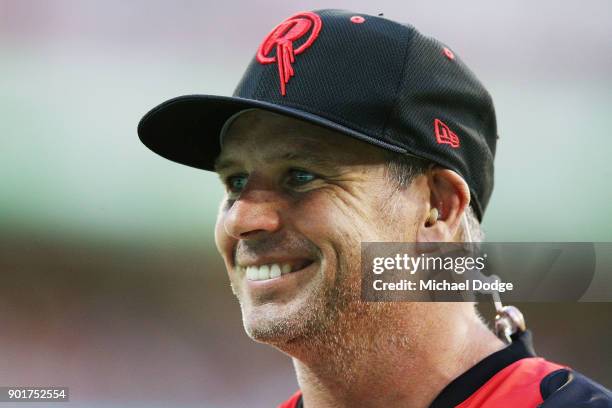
[244,321,294,345]
[241,303,308,345]
[240,293,330,346]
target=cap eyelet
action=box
[443,47,455,60]
[350,16,365,24]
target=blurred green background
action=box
[1,0,611,407]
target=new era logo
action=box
[434,118,460,148]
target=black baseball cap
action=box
[138,9,498,220]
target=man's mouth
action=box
[237,259,315,281]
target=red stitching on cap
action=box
[434,119,460,148]
[350,16,365,23]
[256,11,322,96]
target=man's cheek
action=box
[214,214,235,270]
[293,196,361,260]
[214,219,225,256]
[214,197,232,249]
[295,191,353,226]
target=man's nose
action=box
[224,190,283,239]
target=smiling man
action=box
[138,9,611,408]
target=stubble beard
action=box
[233,252,403,371]
[230,224,413,379]
[233,259,354,348]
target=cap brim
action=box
[137,94,407,172]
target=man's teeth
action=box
[244,263,293,281]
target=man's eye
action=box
[287,169,317,187]
[226,174,248,194]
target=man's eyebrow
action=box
[271,150,338,167]
[214,145,339,172]
[214,157,239,172]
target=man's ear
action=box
[416,168,470,242]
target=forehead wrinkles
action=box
[218,110,387,168]
[224,112,336,154]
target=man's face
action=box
[214,109,423,344]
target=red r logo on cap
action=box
[256,11,322,96]
[434,119,460,148]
